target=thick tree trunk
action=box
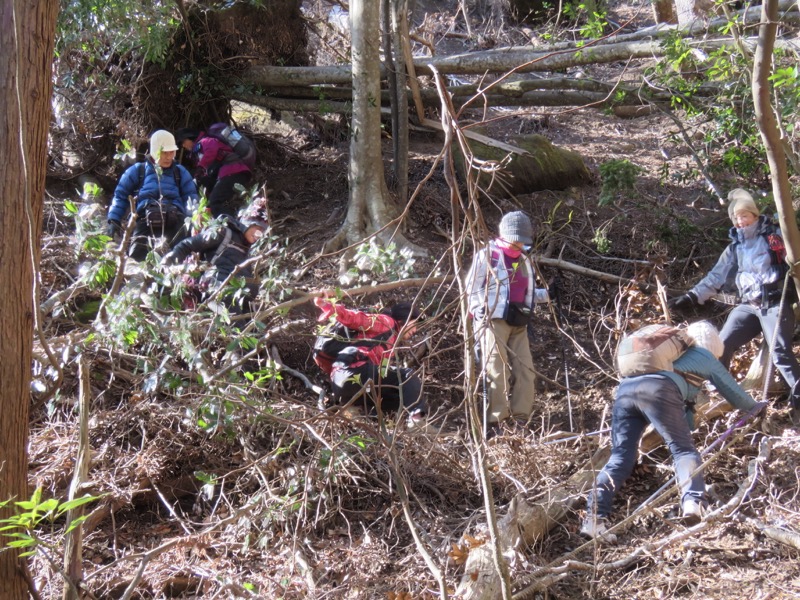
[242,32,800,88]
[323,0,424,258]
[0,0,59,598]
[752,1,800,301]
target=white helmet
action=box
[686,321,724,359]
[149,130,178,157]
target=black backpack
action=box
[206,123,257,169]
[312,320,393,372]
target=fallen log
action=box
[242,36,800,87]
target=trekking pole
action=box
[545,272,575,432]
[759,269,791,404]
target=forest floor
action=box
[29,0,800,599]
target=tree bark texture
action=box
[0,0,58,598]
[453,134,591,196]
[342,0,394,247]
[752,1,800,301]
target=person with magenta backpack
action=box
[175,124,255,219]
[465,211,549,436]
[107,130,198,262]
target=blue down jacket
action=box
[108,160,198,224]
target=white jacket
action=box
[465,240,548,322]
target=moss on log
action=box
[454,133,591,196]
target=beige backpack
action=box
[616,324,692,377]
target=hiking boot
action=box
[681,498,706,524]
[580,517,617,544]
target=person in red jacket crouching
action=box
[313,296,429,428]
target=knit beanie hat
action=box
[727,188,760,222]
[498,211,534,245]
[686,321,724,359]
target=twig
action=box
[62,356,92,600]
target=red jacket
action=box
[314,298,399,375]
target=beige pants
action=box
[478,318,536,423]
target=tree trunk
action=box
[652,0,677,24]
[752,1,800,301]
[324,0,423,257]
[0,0,59,598]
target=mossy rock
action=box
[453,134,590,198]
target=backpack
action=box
[616,324,692,377]
[312,320,393,373]
[206,123,257,169]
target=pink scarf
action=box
[495,238,522,258]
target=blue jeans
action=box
[587,375,705,518]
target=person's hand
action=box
[162,251,179,266]
[668,291,697,310]
[753,401,769,416]
[106,220,122,241]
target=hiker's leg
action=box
[208,172,252,218]
[128,216,152,262]
[479,319,513,423]
[507,324,536,419]
[639,377,705,503]
[377,367,424,415]
[760,302,800,406]
[331,363,373,414]
[590,378,649,517]
[719,304,761,368]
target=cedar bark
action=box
[0,0,59,598]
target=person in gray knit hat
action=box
[668,188,800,424]
[465,211,549,436]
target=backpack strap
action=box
[209,225,249,266]
[136,162,183,200]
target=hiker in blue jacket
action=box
[162,202,268,313]
[668,188,800,423]
[107,130,198,261]
[581,321,764,543]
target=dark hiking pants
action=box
[587,375,705,518]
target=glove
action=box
[753,401,769,416]
[162,251,179,266]
[106,220,122,240]
[668,291,697,310]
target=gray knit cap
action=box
[727,188,760,223]
[498,211,534,245]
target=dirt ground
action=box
[28,1,800,599]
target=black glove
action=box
[106,220,122,240]
[668,291,698,310]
